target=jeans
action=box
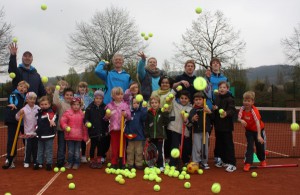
[57,131,66,164]
[37,139,54,165]
[67,141,81,165]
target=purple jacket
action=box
[105,101,131,132]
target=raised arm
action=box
[137,52,147,81]
[95,61,108,81]
[53,89,62,109]
[8,43,21,89]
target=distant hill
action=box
[245,65,294,84]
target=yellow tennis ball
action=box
[211,183,221,194]
[176,85,183,91]
[41,76,48,83]
[214,89,219,94]
[142,101,147,107]
[55,85,60,90]
[68,183,75,190]
[148,33,153,37]
[161,108,165,112]
[12,37,18,43]
[164,104,169,109]
[184,113,189,118]
[141,32,145,37]
[171,148,180,158]
[178,174,184,180]
[251,172,258,178]
[144,36,149,41]
[135,94,143,102]
[184,181,191,189]
[4,192,11,195]
[41,4,47,11]
[60,167,66,172]
[67,174,73,179]
[53,167,59,172]
[9,72,16,79]
[66,127,71,132]
[291,123,299,131]
[198,169,203,174]
[193,77,207,91]
[153,184,160,191]
[155,177,162,183]
[106,109,111,115]
[195,7,202,14]
[184,174,190,179]
[86,122,92,128]
[219,109,224,114]
[168,93,174,98]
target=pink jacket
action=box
[105,101,131,132]
[60,109,88,141]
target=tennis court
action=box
[0,103,299,194]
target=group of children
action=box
[3,68,267,174]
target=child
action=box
[75,81,93,163]
[125,97,147,170]
[34,96,56,171]
[53,87,74,168]
[168,90,192,167]
[84,90,109,169]
[124,81,140,106]
[238,91,266,171]
[189,92,213,169]
[57,80,69,101]
[16,92,39,168]
[2,81,29,169]
[144,95,170,171]
[105,87,131,169]
[60,97,88,169]
[45,85,55,106]
[213,81,237,172]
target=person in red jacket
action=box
[60,97,88,170]
[238,91,266,172]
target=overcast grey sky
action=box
[1,0,300,82]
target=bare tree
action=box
[68,6,146,70]
[281,23,300,64]
[65,67,80,90]
[174,10,246,68]
[0,7,13,73]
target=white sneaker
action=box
[24,163,29,168]
[81,156,88,163]
[200,162,210,170]
[160,167,165,172]
[215,158,223,168]
[225,165,237,172]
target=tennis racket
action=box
[143,140,158,167]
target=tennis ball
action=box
[214,89,219,94]
[4,192,11,195]
[176,85,183,91]
[135,94,143,102]
[198,169,203,175]
[67,174,73,179]
[161,108,165,112]
[41,4,47,11]
[9,72,16,79]
[185,174,190,179]
[106,109,111,115]
[55,85,60,90]
[171,148,180,158]
[119,178,126,184]
[182,167,187,171]
[178,174,184,180]
[155,177,162,183]
[170,166,176,170]
[291,123,299,131]
[60,167,66,172]
[211,183,221,194]
[131,168,136,173]
[66,127,71,132]
[181,171,187,175]
[149,174,155,181]
[41,76,48,83]
[219,109,224,114]
[153,184,160,191]
[193,77,207,91]
[12,37,18,43]
[184,182,191,189]
[141,32,145,37]
[86,122,92,128]
[163,104,169,109]
[148,33,153,37]
[251,172,258,178]
[142,101,147,107]
[168,93,174,98]
[53,167,59,172]
[144,36,149,40]
[184,113,189,118]
[172,171,179,178]
[195,7,202,14]
[115,175,122,182]
[105,168,111,174]
[68,183,75,190]
[164,170,169,175]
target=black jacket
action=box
[213,93,236,132]
[84,102,109,138]
[4,89,25,125]
[175,72,197,101]
[8,55,46,97]
[36,108,56,140]
[188,107,214,134]
[145,108,169,139]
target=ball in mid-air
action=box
[184,182,191,189]
[41,4,47,11]
[12,37,18,43]
[68,183,75,190]
[193,77,207,91]
[67,174,73,179]
[135,94,143,102]
[9,72,16,79]
[153,184,160,191]
[187,162,199,174]
[211,183,221,194]
[291,123,299,131]
[141,32,145,37]
[144,36,149,41]
[171,148,180,158]
[41,76,48,83]
[195,7,202,14]
[251,172,257,178]
[148,33,153,37]
[176,85,182,91]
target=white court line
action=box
[36,172,61,195]
[234,141,290,157]
[0,126,8,128]
[0,147,25,158]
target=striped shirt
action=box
[238,105,265,132]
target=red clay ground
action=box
[1,158,299,195]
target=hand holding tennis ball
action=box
[163,104,169,109]
[142,101,147,107]
[55,85,61,91]
[106,109,111,116]
[176,85,183,91]
[65,126,71,132]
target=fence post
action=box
[292,109,296,147]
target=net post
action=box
[292,109,296,147]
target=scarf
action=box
[145,66,161,78]
[157,88,170,96]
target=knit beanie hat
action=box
[94,90,104,98]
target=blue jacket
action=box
[4,89,25,124]
[8,55,46,97]
[125,105,147,141]
[95,61,131,104]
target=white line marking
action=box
[0,147,24,158]
[36,172,61,195]
[234,141,290,157]
[0,126,7,128]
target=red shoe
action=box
[259,160,267,167]
[243,163,251,172]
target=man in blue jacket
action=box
[8,43,46,98]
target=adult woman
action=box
[137,52,165,101]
